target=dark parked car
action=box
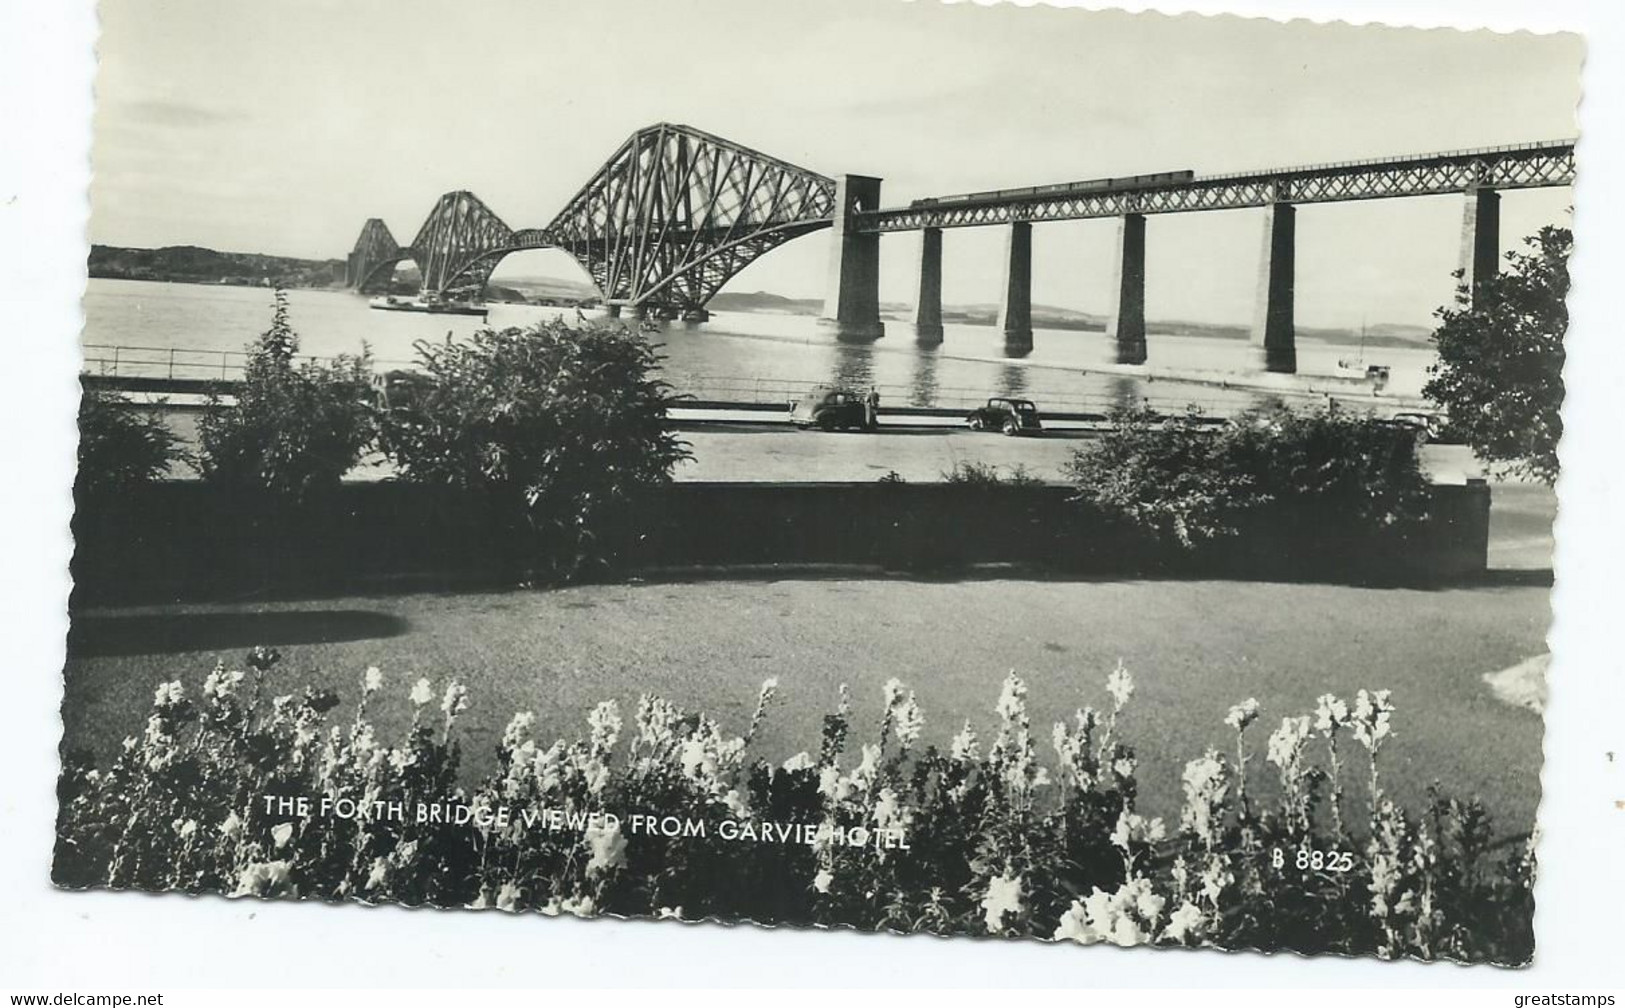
[789,387,876,431]
[966,397,1042,435]
[1379,411,1455,446]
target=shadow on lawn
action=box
[627,562,1555,592]
[67,610,410,658]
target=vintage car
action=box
[966,397,1043,435]
[1386,411,1443,438]
[1378,410,1465,447]
[789,387,876,431]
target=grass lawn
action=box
[63,573,1549,838]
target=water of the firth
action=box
[80,279,1437,414]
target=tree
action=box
[378,319,690,580]
[1424,226,1570,484]
[195,290,376,500]
[75,390,181,501]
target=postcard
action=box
[58,0,1579,967]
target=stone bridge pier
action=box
[1252,201,1298,374]
[997,221,1034,356]
[1243,185,1501,375]
[1106,213,1148,365]
[1460,186,1501,296]
[821,174,886,342]
[914,227,944,345]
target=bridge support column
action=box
[820,174,885,342]
[998,221,1033,355]
[605,304,622,318]
[914,227,944,345]
[1251,202,1297,373]
[1106,213,1148,365]
[1459,187,1500,301]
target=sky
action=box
[89,0,1582,329]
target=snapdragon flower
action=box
[995,673,1027,724]
[1162,901,1206,944]
[584,821,628,878]
[231,860,293,898]
[950,720,980,762]
[893,693,924,751]
[981,873,1024,933]
[408,678,433,707]
[1352,689,1395,751]
[1105,661,1135,711]
[1110,810,1166,851]
[1266,715,1312,773]
[1314,693,1350,734]
[587,699,622,753]
[152,681,186,708]
[441,681,470,719]
[1180,751,1229,846]
[502,711,536,752]
[1224,698,1260,732]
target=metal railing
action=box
[82,344,1372,417]
[80,344,415,383]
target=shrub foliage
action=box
[75,391,181,500]
[378,321,690,579]
[56,650,1533,964]
[1424,226,1570,485]
[940,461,1043,486]
[195,290,376,501]
[1064,405,1431,549]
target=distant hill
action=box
[913,303,1433,348]
[708,290,823,314]
[493,275,600,303]
[89,244,345,289]
[927,302,1107,331]
[91,246,1435,347]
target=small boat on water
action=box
[1336,319,1390,389]
[368,295,488,318]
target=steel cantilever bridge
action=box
[345,123,838,320]
[344,123,1574,371]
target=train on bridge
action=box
[907,169,1197,209]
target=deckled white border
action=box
[2,0,1620,989]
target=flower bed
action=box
[54,648,1534,964]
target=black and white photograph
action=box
[34,0,1596,976]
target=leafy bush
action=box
[1424,226,1569,485]
[195,290,376,501]
[55,651,1533,963]
[1064,405,1430,548]
[75,391,181,500]
[941,461,1043,486]
[378,320,690,580]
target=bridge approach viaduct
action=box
[345,125,1575,374]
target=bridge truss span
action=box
[345,218,404,290]
[345,123,838,313]
[857,138,1576,233]
[544,123,838,314]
